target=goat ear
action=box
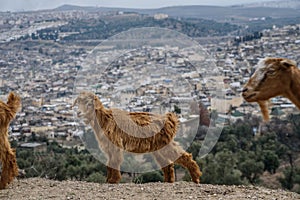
[93,95,101,108]
[93,95,97,105]
[94,95,98,101]
[280,59,297,69]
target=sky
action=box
[0,0,276,12]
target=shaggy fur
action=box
[242,57,300,121]
[73,91,201,183]
[0,92,21,189]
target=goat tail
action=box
[6,92,21,116]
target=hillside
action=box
[242,0,300,9]
[56,14,238,41]
[1,178,299,200]
[54,4,300,21]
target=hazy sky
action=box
[0,0,276,12]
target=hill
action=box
[1,178,300,200]
[54,4,300,21]
[242,0,300,9]
[56,14,238,41]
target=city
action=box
[1,9,299,147]
[0,4,300,196]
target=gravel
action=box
[1,178,299,200]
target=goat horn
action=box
[71,98,78,109]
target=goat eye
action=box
[267,69,276,76]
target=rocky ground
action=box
[1,178,299,200]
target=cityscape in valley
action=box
[1,0,300,193]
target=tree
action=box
[278,156,300,193]
[288,114,300,138]
[66,154,81,167]
[198,151,243,185]
[278,167,295,190]
[238,159,264,184]
[187,141,202,158]
[66,165,79,180]
[262,150,279,174]
[34,154,67,181]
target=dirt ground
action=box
[1,178,299,200]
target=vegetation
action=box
[60,16,239,40]
[21,12,300,45]
[133,171,164,184]
[27,15,239,42]
[244,17,300,33]
[15,113,300,193]
[16,141,107,182]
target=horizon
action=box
[0,0,277,12]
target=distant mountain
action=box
[239,0,300,9]
[140,5,300,20]
[54,4,122,12]
[54,4,300,21]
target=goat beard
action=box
[258,100,270,122]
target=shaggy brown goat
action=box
[0,92,21,189]
[242,57,300,121]
[73,91,201,183]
